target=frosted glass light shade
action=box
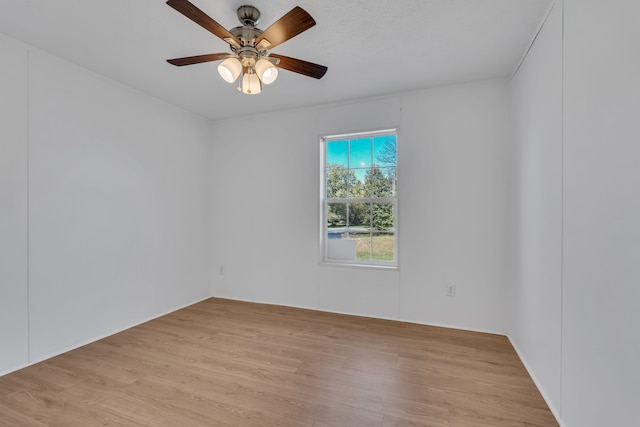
[217,58,242,83]
[242,72,262,94]
[255,58,278,85]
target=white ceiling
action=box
[0,0,552,120]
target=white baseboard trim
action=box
[0,362,29,378]
[507,335,567,427]
[0,294,211,378]
[211,295,504,336]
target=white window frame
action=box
[320,129,398,268]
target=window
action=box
[320,130,397,267]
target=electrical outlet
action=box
[446,284,456,297]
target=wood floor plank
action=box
[0,401,48,427]
[0,298,559,426]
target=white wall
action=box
[509,1,640,425]
[0,33,213,373]
[211,79,510,333]
[399,81,509,332]
[508,1,563,418]
[0,35,29,374]
[562,0,640,425]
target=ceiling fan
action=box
[166,0,328,95]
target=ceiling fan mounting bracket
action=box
[236,5,261,26]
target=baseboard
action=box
[0,294,211,378]
[507,335,567,427]
[0,362,29,378]
[210,295,505,336]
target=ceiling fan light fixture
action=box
[255,58,278,85]
[217,57,242,83]
[241,71,262,94]
[167,2,328,95]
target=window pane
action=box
[327,203,347,232]
[354,233,372,261]
[380,167,397,197]
[373,135,397,167]
[372,231,395,262]
[327,202,355,261]
[350,169,366,198]
[326,140,348,169]
[348,202,371,229]
[371,202,394,231]
[327,234,357,261]
[350,138,372,169]
[365,167,394,198]
[326,167,349,198]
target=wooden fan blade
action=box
[256,6,316,50]
[166,0,240,45]
[167,53,230,66]
[269,54,327,79]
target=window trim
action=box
[319,128,398,269]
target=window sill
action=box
[320,260,398,271]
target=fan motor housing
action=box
[230,26,262,46]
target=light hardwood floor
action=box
[0,298,559,426]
